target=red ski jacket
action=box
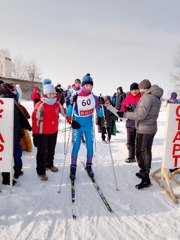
[32,100,63,134]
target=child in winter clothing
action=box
[167,92,178,104]
[66,74,102,180]
[111,93,116,107]
[32,79,65,181]
[65,79,81,106]
[120,82,141,163]
[96,94,105,133]
[32,85,42,106]
[55,83,66,105]
[70,79,81,98]
[65,79,82,123]
[101,96,117,143]
[95,94,104,133]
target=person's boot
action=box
[135,169,144,179]
[86,164,94,178]
[38,174,48,181]
[2,172,18,186]
[135,172,151,189]
[46,166,58,172]
[135,172,143,179]
[14,166,23,179]
[124,149,136,163]
[69,165,77,181]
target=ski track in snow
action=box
[0,101,180,240]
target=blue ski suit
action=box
[66,93,102,165]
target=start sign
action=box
[0,98,14,172]
[163,104,180,168]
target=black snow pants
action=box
[135,133,155,173]
[35,132,58,175]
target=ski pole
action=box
[93,113,97,153]
[58,126,71,133]
[0,172,2,192]
[64,115,67,155]
[58,104,75,193]
[102,105,119,191]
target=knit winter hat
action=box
[130,82,139,91]
[139,79,151,89]
[43,83,56,95]
[42,78,56,95]
[171,92,177,99]
[43,79,52,85]
[81,73,93,87]
[0,83,18,100]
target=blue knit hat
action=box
[42,78,56,95]
[81,73,93,87]
[43,79,52,85]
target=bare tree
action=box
[13,57,28,80]
[13,58,42,84]
[0,49,42,85]
[26,61,42,82]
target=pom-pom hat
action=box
[81,73,93,87]
[43,79,52,85]
[42,78,56,95]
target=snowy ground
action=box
[0,100,180,240]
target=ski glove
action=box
[117,111,124,118]
[124,104,133,112]
[72,120,80,129]
[70,94,78,106]
[73,94,78,103]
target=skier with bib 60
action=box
[66,73,102,181]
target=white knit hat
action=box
[43,83,56,95]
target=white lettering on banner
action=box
[0,98,13,172]
[163,104,180,168]
[76,94,95,117]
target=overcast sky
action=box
[0,0,180,97]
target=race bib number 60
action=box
[77,94,95,117]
